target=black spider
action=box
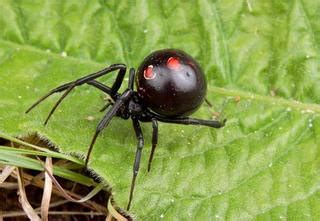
[26,49,226,209]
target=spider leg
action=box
[26,80,115,116]
[99,98,113,112]
[128,68,135,90]
[110,66,126,97]
[127,117,144,210]
[86,80,114,95]
[25,81,77,114]
[205,98,213,107]
[88,67,129,98]
[147,119,158,172]
[26,64,126,125]
[85,90,133,166]
[154,115,226,128]
[42,85,75,125]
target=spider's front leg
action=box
[127,117,144,210]
[85,68,136,166]
[85,89,133,166]
[26,64,126,125]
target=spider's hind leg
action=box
[154,115,226,128]
[148,119,158,172]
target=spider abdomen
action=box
[135,49,207,117]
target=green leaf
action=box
[0,146,96,187]
[1,0,320,220]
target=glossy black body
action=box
[26,49,225,211]
[136,49,206,117]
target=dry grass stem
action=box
[0,165,15,184]
[16,168,41,221]
[41,157,53,221]
[107,198,128,221]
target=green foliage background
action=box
[0,0,320,220]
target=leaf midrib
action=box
[1,38,320,114]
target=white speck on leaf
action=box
[61,51,67,57]
[86,116,95,121]
[305,109,315,114]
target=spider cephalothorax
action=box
[26,49,226,210]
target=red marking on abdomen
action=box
[144,65,155,79]
[167,57,181,69]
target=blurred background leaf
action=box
[0,0,320,220]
